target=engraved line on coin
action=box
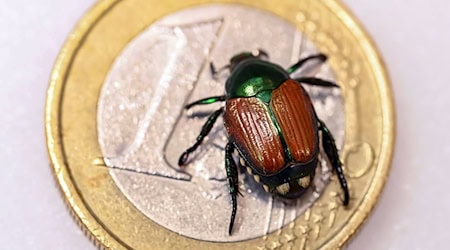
[264,195,274,237]
[343,77,359,142]
[162,18,225,169]
[94,157,192,181]
[289,29,304,65]
[99,26,193,180]
[115,27,187,158]
[102,19,225,181]
[327,201,338,228]
[278,202,285,236]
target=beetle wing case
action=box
[223,97,286,175]
[270,79,319,163]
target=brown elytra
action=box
[223,79,318,175]
[271,79,318,163]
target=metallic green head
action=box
[225,50,289,99]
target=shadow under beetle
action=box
[178,49,349,235]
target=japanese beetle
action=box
[178,49,349,235]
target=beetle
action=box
[178,49,349,235]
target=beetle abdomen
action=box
[271,79,318,163]
[224,97,285,175]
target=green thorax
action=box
[225,59,289,99]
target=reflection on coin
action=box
[46,0,394,249]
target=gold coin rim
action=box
[45,0,395,249]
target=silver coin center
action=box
[97,4,345,242]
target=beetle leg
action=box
[295,77,340,88]
[319,120,350,206]
[210,62,230,79]
[184,95,226,110]
[287,54,327,74]
[178,107,224,166]
[253,48,269,59]
[225,142,239,235]
[210,62,218,76]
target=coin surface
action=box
[46,0,394,249]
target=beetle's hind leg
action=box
[178,107,224,166]
[294,77,340,88]
[225,142,240,235]
[288,53,340,88]
[287,54,327,74]
[319,120,350,206]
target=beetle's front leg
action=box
[225,142,239,235]
[178,107,224,166]
[319,120,350,206]
[184,95,226,110]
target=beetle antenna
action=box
[254,48,269,59]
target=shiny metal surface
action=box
[97,4,344,242]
